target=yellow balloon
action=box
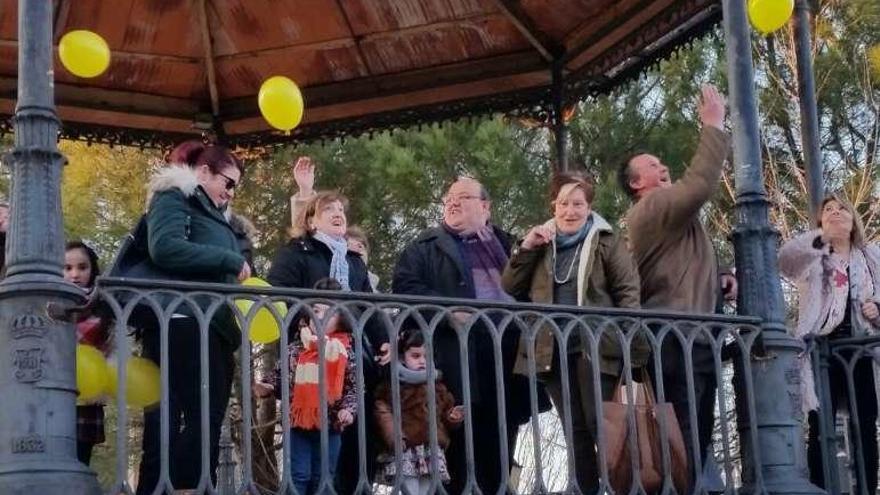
[869,45,880,80]
[107,357,161,408]
[77,344,109,403]
[236,277,287,344]
[59,30,110,78]
[747,0,794,35]
[258,76,304,132]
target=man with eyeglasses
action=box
[393,177,542,494]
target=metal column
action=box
[793,0,824,221]
[0,1,101,493]
[551,61,568,172]
[722,0,823,493]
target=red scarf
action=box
[290,328,351,430]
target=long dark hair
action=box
[65,240,101,288]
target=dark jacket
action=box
[267,234,383,381]
[0,231,6,278]
[392,224,550,423]
[267,235,373,293]
[393,225,514,299]
[145,166,245,345]
[374,379,459,450]
[501,213,649,375]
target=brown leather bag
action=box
[601,372,689,494]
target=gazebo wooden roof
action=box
[0,0,720,148]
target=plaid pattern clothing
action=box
[77,405,105,444]
[76,315,111,446]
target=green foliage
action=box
[60,142,160,264]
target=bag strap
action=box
[611,373,626,403]
[106,214,148,277]
[639,367,656,407]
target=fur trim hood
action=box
[146,164,200,205]
[227,210,258,238]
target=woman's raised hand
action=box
[521,225,554,250]
[292,156,316,197]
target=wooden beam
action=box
[0,47,545,131]
[0,39,202,64]
[0,77,201,118]
[567,0,715,81]
[223,70,550,135]
[563,0,677,70]
[220,50,547,118]
[212,11,501,61]
[196,0,220,117]
[491,0,563,61]
[334,0,372,77]
[560,0,650,65]
[0,96,196,134]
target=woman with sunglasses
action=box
[136,140,250,494]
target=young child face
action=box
[64,247,93,288]
[307,303,341,333]
[403,345,427,371]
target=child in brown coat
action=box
[374,327,464,494]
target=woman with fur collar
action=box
[136,140,250,494]
[501,172,647,493]
[779,194,880,493]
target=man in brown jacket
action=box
[619,85,732,485]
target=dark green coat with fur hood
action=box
[146,165,245,345]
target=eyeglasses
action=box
[441,194,482,205]
[217,172,238,191]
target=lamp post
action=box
[0,1,101,492]
[722,0,822,493]
[793,0,824,220]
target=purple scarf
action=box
[444,223,514,302]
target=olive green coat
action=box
[501,213,649,375]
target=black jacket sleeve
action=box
[392,241,442,297]
[267,243,303,288]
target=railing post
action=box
[0,1,101,493]
[217,415,236,493]
[722,0,823,493]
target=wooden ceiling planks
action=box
[0,0,720,147]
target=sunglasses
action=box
[217,172,238,191]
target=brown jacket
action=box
[501,213,648,375]
[374,379,459,450]
[624,127,730,314]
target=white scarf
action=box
[819,247,877,335]
[312,231,351,291]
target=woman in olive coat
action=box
[501,172,647,494]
